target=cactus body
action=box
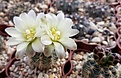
[30,52,58,71]
[82,56,119,78]
[82,46,121,78]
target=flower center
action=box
[51,28,61,41]
[24,28,36,41]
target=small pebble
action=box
[44,74,49,78]
[102,41,108,46]
[76,64,82,71]
[73,54,82,61]
[91,37,101,43]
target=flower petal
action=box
[5,27,21,37]
[60,38,77,50]
[53,42,65,59]
[41,35,52,45]
[15,49,26,59]
[26,44,35,57]
[58,18,73,30]
[13,17,24,32]
[19,13,31,29]
[36,13,45,22]
[15,36,25,42]
[28,10,36,19]
[17,42,29,52]
[6,37,22,45]
[57,12,64,22]
[44,45,54,57]
[32,38,44,52]
[35,27,46,37]
[46,13,58,27]
[19,13,28,20]
[68,29,79,37]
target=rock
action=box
[25,66,29,69]
[34,7,40,12]
[12,72,19,77]
[97,21,105,26]
[73,54,82,61]
[92,31,102,37]
[109,41,116,47]
[72,60,78,66]
[109,23,117,32]
[87,28,95,35]
[56,61,60,66]
[23,57,28,62]
[28,69,33,75]
[18,74,23,78]
[38,72,43,78]
[23,69,27,72]
[76,64,82,71]
[61,58,66,62]
[89,21,98,30]
[11,65,15,70]
[102,41,108,46]
[0,12,4,17]
[49,73,56,78]
[2,54,9,59]
[98,36,105,41]
[91,37,101,43]
[110,31,114,35]
[9,67,14,71]
[107,0,116,3]
[65,51,69,59]
[97,29,103,33]
[0,56,4,60]
[14,67,18,72]
[103,29,110,35]
[95,17,102,22]
[53,68,56,72]
[8,21,14,26]
[81,39,89,43]
[7,47,15,55]
[14,61,21,66]
[44,74,49,78]
[77,75,81,78]
[49,7,55,13]
[4,16,8,21]
[41,4,48,9]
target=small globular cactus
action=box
[82,46,121,78]
[30,52,58,71]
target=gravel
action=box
[0,0,121,78]
[0,36,15,71]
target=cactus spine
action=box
[82,46,121,78]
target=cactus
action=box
[82,46,121,78]
[30,51,58,71]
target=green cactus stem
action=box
[82,55,119,78]
[30,51,58,71]
[82,46,121,78]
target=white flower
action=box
[41,12,79,58]
[5,10,45,59]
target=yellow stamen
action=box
[51,28,61,41]
[24,28,36,41]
